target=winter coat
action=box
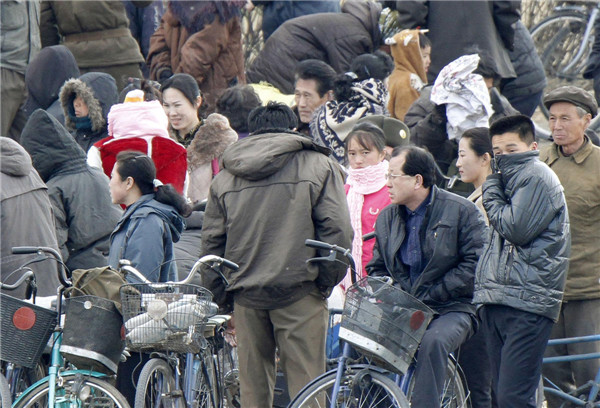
[473,151,570,322]
[20,109,122,273]
[540,138,600,300]
[311,78,389,163]
[367,186,487,315]
[60,72,119,152]
[174,210,204,283]
[201,131,353,310]
[186,113,238,203]
[389,0,518,82]
[500,21,547,101]
[109,194,184,283]
[256,0,341,40]
[23,45,80,126]
[0,0,41,74]
[40,0,145,69]
[1,137,61,298]
[404,85,519,174]
[246,0,382,94]
[87,100,187,195]
[345,185,391,278]
[387,30,427,121]
[123,0,164,59]
[147,1,246,114]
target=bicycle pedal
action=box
[165,390,184,398]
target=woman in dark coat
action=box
[20,109,122,273]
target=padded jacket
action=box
[201,131,353,310]
[366,186,487,315]
[473,151,570,322]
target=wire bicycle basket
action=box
[339,276,435,375]
[120,283,214,353]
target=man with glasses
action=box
[367,145,487,408]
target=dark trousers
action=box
[481,305,553,408]
[459,325,493,408]
[411,312,473,408]
[506,90,544,118]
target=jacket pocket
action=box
[501,244,515,283]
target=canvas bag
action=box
[64,266,129,313]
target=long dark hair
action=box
[115,151,191,217]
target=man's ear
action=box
[326,90,334,101]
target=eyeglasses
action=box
[385,172,414,180]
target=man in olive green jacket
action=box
[201,103,353,407]
[540,86,600,408]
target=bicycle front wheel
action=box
[14,373,129,408]
[289,368,409,408]
[405,358,470,408]
[135,358,177,408]
[530,12,593,115]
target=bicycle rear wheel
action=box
[135,358,177,408]
[0,373,11,408]
[405,358,470,408]
[14,373,129,408]
[530,12,593,116]
[288,367,409,408]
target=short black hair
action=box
[489,114,536,145]
[216,85,262,133]
[419,33,431,49]
[391,145,437,188]
[248,101,298,133]
[294,60,336,97]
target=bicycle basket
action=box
[120,283,213,353]
[339,277,435,374]
[60,295,124,374]
[0,293,57,368]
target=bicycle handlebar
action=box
[0,269,35,291]
[11,246,71,287]
[120,255,239,286]
[305,239,356,275]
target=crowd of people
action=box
[2,1,600,408]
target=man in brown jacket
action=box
[201,103,353,407]
[540,86,600,407]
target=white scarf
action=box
[344,160,388,289]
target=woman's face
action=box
[347,137,385,169]
[109,164,129,205]
[456,137,489,184]
[162,88,201,135]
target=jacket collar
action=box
[496,150,539,179]
[546,136,594,165]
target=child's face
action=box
[420,46,431,73]
[73,95,89,118]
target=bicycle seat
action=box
[203,314,231,338]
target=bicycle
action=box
[530,1,600,117]
[119,255,239,408]
[289,239,472,408]
[2,246,129,408]
[539,333,600,406]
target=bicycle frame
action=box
[560,4,599,75]
[542,333,600,406]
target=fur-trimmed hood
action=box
[187,113,238,170]
[60,72,118,133]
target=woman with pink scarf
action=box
[342,122,391,289]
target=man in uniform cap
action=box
[540,85,600,407]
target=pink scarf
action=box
[344,160,388,289]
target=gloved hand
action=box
[431,103,447,125]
